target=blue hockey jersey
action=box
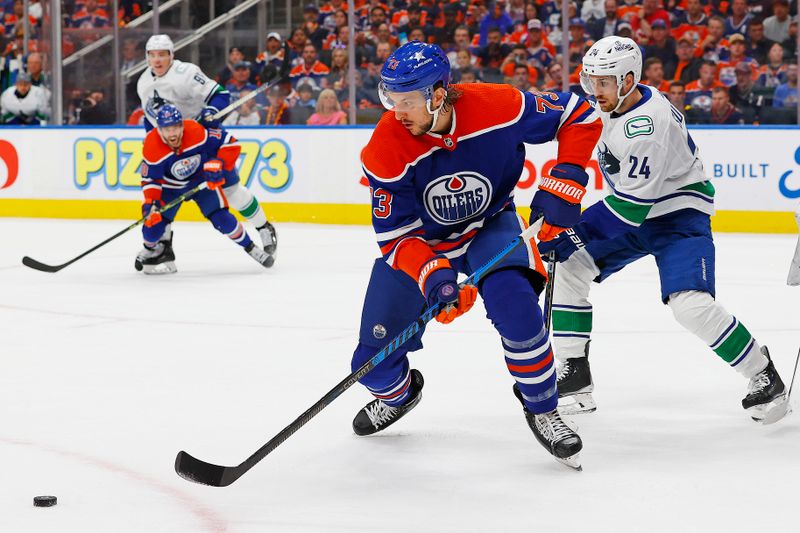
[361,83,602,281]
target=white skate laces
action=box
[365,401,398,429]
[556,360,572,381]
[536,410,574,443]
[748,370,771,394]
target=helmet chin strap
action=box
[613,75,637,113]
[425,98,445,133]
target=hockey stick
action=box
[174,222,540,487]
[543,251,556,332]
[21,182,208,273]
[787,208,800,286]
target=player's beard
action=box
[406,115,433,136]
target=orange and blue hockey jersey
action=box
[140,120,240,201]
[361,83,601,283]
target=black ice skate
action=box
[134,235,176,274]
[743,346,790,425]
[556,344,596,415]
[513,385,583,470]
[352,369,424,436]
[245,242,273,268]
[256,221,277,267]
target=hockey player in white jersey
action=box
[137,34,277,265]
[539,36,790,424]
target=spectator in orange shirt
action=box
[686,59,725,112]
[643,57,671,92]
[696,15,729,62]
[716,33,758,86]
[289,42,330,88]
[508,61,537,91]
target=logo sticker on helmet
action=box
[387,58,399,70]
[424,172,493,225]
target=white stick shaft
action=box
[788,211,800,286]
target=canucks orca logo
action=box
[170,155,202,179]
[145,90,171,119]
[424,172,492,225]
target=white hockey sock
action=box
[224,184,267,227]
[551,249,599,361]
[668,290,768,379]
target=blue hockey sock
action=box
[482,269,558,414]
[351,342,413,407]
[209,209,253,248]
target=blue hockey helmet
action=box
[378,41,450,111]
[156,103,182,128]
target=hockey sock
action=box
[142,219,169,246]
[351,342,413,406]
[225,184,268,227]
[551,251,598,360]
[668,290,768,379]
[482,269,558,414]
[209,209,253,249]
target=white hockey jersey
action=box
[596,84,714,222]
[137,59,225,128]
[0,84,50,124]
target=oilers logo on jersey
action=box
[170,154,202,179]
[424,172,492,225]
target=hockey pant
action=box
[142,182,253,249]
[350,210,557,414]
[551,209,767,379]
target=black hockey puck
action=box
[33,496,57,507]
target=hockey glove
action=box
[142,198,164,227]
[418,256,478,324]
[530,163,588,242]
[203,159,226,190]
[537,224,588,263]
[199,106,221,129]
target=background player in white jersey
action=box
[539,36,790,424]
[137,34,277,265]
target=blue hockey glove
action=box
[537,224,589,263]
[199,106,221,129]
[530,163,588,242]
[203,159,226,190]
[418,256,478,324]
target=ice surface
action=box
[1,219,798,533]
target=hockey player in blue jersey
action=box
[540,36,790,424]
[135,104,274,273]
[137,34,277,267]
[349,41,602,468]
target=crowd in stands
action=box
[212,0,799,125]
[1,0,798,125]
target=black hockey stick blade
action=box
[175,451,239,487]
[21,255,65,273]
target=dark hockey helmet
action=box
[378,41,450,110]
[156,104,182,128]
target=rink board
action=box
[0,125,799,232]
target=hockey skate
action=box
[514,385,583,470]
[743,346,790,425]
[256,221,277,267]
[245,242,273,268]
[352,370,424,436]
[134,236,176,274]
[556,345,596,415]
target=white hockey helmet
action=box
[581,36,642,112]
[146,34,174,55]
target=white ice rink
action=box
[1,218,798,533]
